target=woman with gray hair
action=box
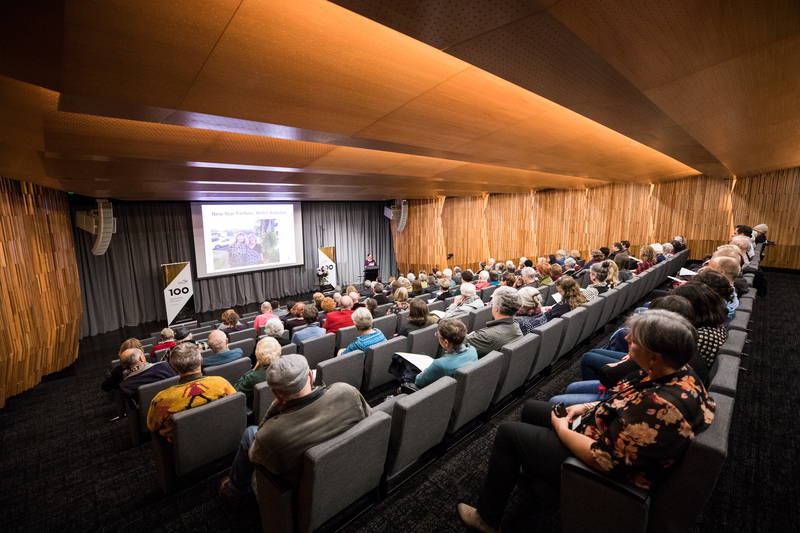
[339,307,387,356]
[661,242,674,257]
[458,309,715,532]
[263,317,291,346]
[467,286,523,357]
[443,282,484,320]
[515,286,548,335]
[234,336,282,397]
[582,262,610,301]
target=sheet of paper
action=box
[551,292,562,304]
[395,352,435,371]
[428,298,437,304]
[430,310,446,318]
[628,256,640,262]
[667,276,685,283]
[571,415,582,431]
[679,267,698,276]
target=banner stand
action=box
[317,247,336,292]
[162,262,196,326]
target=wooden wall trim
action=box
[0,177,81,408]
[391,168,800,276]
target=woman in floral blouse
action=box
[458,310,715,533]
[386,286,411,315]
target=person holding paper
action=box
[414,319,477,388]
[458,310,715,533]
[543,277,586,321]
[632,244,656,275]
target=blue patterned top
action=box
[342,329,387,355]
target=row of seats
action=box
[561,243,763,533]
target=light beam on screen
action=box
[190,202,304,279]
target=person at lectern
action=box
[364,253,377,267]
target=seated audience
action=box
[263,317,291,346]
[372,282,389,304]
[467,287,523,357]
[500,272,516,287]
[424,276,439,294]
[291,306,325,346]
[364,297,379,317]
[672,235,687,252]
[271,300,288,321]
[358,280,373,297]
[582,262,610,301]
[544,276,587,320]
[102,338,145,392]
[398,298,438,337]
[150,328,176,358]
[584,249,604,268]
[706,254,748,298]
[349,291,364,310]
[753,223,768,244]
[115,346,176,398]
[458,310,715,533]
[443,282,484,319]
[339,308,387,356]
[284,302,308,334]
[387,287,411,314]
[320,297,337,323]
[323,295,355,335]
[515,287,548,335]
[599,246,610,259]
[693,269,738,319]
[652,243,666,263]
[147,342,235,441]
[253,301,278,332]
[730,235,752,267]
[233,336,281,397]
[614,253,632,282]
[488,270,500,286]
[550,263,562,281]
[312,292,325,312]
[474,270,491,290]
[203,330,244,367]
[633,245,656,274]
[415,319,478,388]
[608,242,623,259]
[434,278,452,301]
[555,250,567,266]
[662,242,674,257]
[535,263,553,286]
[410,279,425,297]
[516,267,538,289]
[604,259,620,288]
[279,301,295,323]
[218,355,372,505]
[222,310,247,336]
[562,257,579,278]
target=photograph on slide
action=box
[210,219,280,270]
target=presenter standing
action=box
[364,253,377,267]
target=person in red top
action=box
[253,301,278,332]
[474,270,490,290]
[633,244,656,275]
[323,295,355,335]
[150,328,176,358]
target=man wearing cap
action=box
[150,328,176,358]
[218,354,372,506]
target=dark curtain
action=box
[72,200,397,338]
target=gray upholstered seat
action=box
[561,394,734,533]
[298,332,336,369]
[375,376,457,480]
[443,296,457,308]
[623,276,643,309]
[718,329,748,356]
[471,305,494,331]
[362,336,407,392]
[375,303,393,315]
[708,353,740,397]
[612,282,631,317]
[281,343,297,355]
[456,309,476,332]
[315,350,364,390]
[448,351,503,434]
[493,334,540,404]
[396,310,410,333]
[595,288,620,330]
[151,392,247,493]
[726,310,751,332]
[555,306,587,360]
[406,324,440,357]
[252,381,274,423]
[578,297,606,342]
[529,318,564,380]
[736,295,755,313]
[228,337,256,358]
[480,285,498,303]
[372,314,398,340]
[538,284,554,306]
[228,328,257,343]
[426,300,446,313]
[254,411,392,533]
[336,325,358,350]
[203,357,251,385]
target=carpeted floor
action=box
[1,271,798,532]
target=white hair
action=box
[479,270,489,281]
[208,330,227,352]
[521,267,536,280]
[407,273,416,281]
[264,317,284,338]
[651,243,663,254]
[460,283,476,298]
[443,268,453,278]
[505,260,514,267]
[557,250,566,257]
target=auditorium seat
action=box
[396,310,410,334]
[375,303,393,315]
[253,411,391,533]
[372,314,398,340]
[555,307,588,361]
[471,306,494,331]
[426,300,446,313]
[538,284,554,306]
[443,296,456,308]
[456,310,476,332]
[336,325,358,351]
[405,324,439,357]
[253,381,274,423]
[298,333,336,369]
[448,351,503,435]
[281,343,297,355]
[595,288,620,330]
[228,328,257,344]
[623,276,643,309]
[708,353,740,397]
[578,297,606,343]
[529,318,564,380]
[375,376,457,486]
[203,357,251,385]
[151,392,247,493]
[481,285,498,303]
[315,350,364,390]
[611,283,631,318]
[228,337,256,358]
[727,310,751,332]
[561,394,734,533]
[718,329,748,357]
[492,335,539,406]
[736,294,755,314]
[362,336,407,392]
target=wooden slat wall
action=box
[0,178,82,408]
[732,167,800,269]
[391,168,800,275]
[441,195,490,272]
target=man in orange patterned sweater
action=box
[147,342,235,441]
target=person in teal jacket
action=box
[415,319,477,388]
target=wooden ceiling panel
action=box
[62,0,241,110]
[381,156,467,178]
[201,132,335,170]
[304,146,410,174]
[180,0,466,136]
[0,77,46,151]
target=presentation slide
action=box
[190,202,304,279]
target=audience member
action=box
[582,262,610,301]
[323,295,355,335]
[489,271,500,286]
[372,282,389,304]
[603,259,619,288]
[585,249,604,268]
[706,255,748,298]
[218,355,372,505]
[222,310,247,335]
[203,330,244,367]
[550,263,562,281]
[339,308,387,356]
[474,270,490,290]
[662,242,674,257]
[614,253,632,282]
[515,287,548,335]
[147,342,235,441]
[415,319,477,388]
[467,287,523,357]
[651,243,666,263]
[443,282,484,320]
[233,336,282,397]
[752,223,768,244]
[387,287,411,315]
[291,306,325,346]
[500,272,516,287]
[562,257,579,278]
[599,246,610,259]
[150,328,176,358]
[359,280,373,297]
[398,298,437,337]
[115,347,176,398]
[672,235,687,252]
[608,242,623,259]
[263,317,291,346]
[410,279,425,297]
[555,250,567,266]
[544,276,586,320]
[364,298,378,317]
[633,245,656,274]
[535,262,553,286]
[517,267,537,289]
[253,301,278,332]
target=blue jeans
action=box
[229,425,258,493]
[580,349,627,380]
[550,380,603,406]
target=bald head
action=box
[340,295,354,310]
[207,329,228,352]
[708,256,740,283]
[120,348,145,370]
[348,291,360,303]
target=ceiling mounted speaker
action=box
[383,200,408,231]
[397,200,408,232]
[76,199,117,255]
